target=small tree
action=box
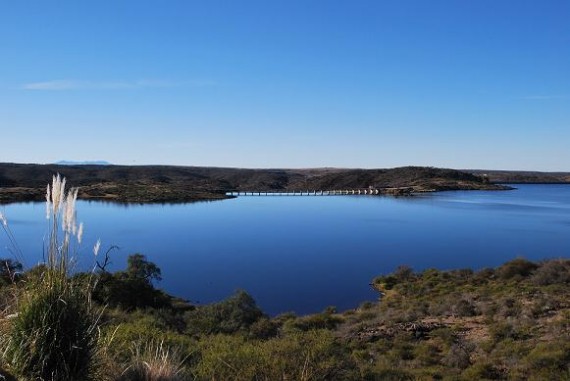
[127,253,162,284]
[93,254,168,310]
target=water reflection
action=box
[0,184,569,315]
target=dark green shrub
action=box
[497,258,538,280]
[453,298,478,317]
[531,259,570,286]
[370,368,415,380]
[473,267,495,284]
[374,274,398,290]
[462,362,504,380]
[443,342,472,369]
[390,341,415,361]
[89,255,170,310]
[523,342,570,375]
[4,282,97,381]
[93,271,170,310]
[185,290,264,335]
[359,301,375,310]
[126,253,162,283]
[194,330,356,380]
[287,310,344,331]
[490,321,530,342]
[249,317,279,339]
[394,265,414,282]
[413,342,441,366]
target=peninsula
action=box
[0,163,525,204]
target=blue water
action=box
[1,184,569,315]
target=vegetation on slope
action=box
[0,176,568,380]
[469,170,570,184]
[2,255,570,380]
[0,163,505,203]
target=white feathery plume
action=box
[62,188,78,233]
[77,223,84,244]
[0,212,6,227]
[93,239,101,257]
[59,177,66,211]
[51,174,64,214]
[46,184,51,219]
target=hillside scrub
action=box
[2,254,570,379]
[0,164,508,204]
[1,177,570,379]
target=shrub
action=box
[531,259,570,286]
[194,330,355,380]
[249,317,279,339]
[1,175,100,381]
[185,290,264,336]
[3,281,97,380]
[523,341,570,376]
[286,309,344,332]
[453,298,478,317]
[443,342,472,369]
[462,362,504,380]
[92,266,171,310]
[497,258,538,280]
[369,368,415,381]
[413,342,441,367]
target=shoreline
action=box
[0,183,511,205]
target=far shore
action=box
[0,162,555,204]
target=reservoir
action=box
[1,184,569,315]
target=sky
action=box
[1,1,569,171]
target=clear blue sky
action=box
[1,1,569,170]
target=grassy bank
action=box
[1,255,570,380]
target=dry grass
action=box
[118,340,189,381]
[0,175,101,381]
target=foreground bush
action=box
[4,279,97,380]
[194,330,355,380]
[1,175,100,381]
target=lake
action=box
[1,184,569,315]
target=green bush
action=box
[92,271,171,310]
[185,290,264,336]
[523,342,570,377]
[531,259,570,286]
[462,362,503,380]
[497,258,538,280]
[286,310,344,332]
[1,176,100,381]
[90,255,170,310]
[368,368,415,381]
[4,281,97,381]
[194,330,355,380]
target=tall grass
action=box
[1,175,100,381]
[119,340,188,381]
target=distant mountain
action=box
[55,160,111,166]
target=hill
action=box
[0,163,506,204]
[469,169,570,184]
